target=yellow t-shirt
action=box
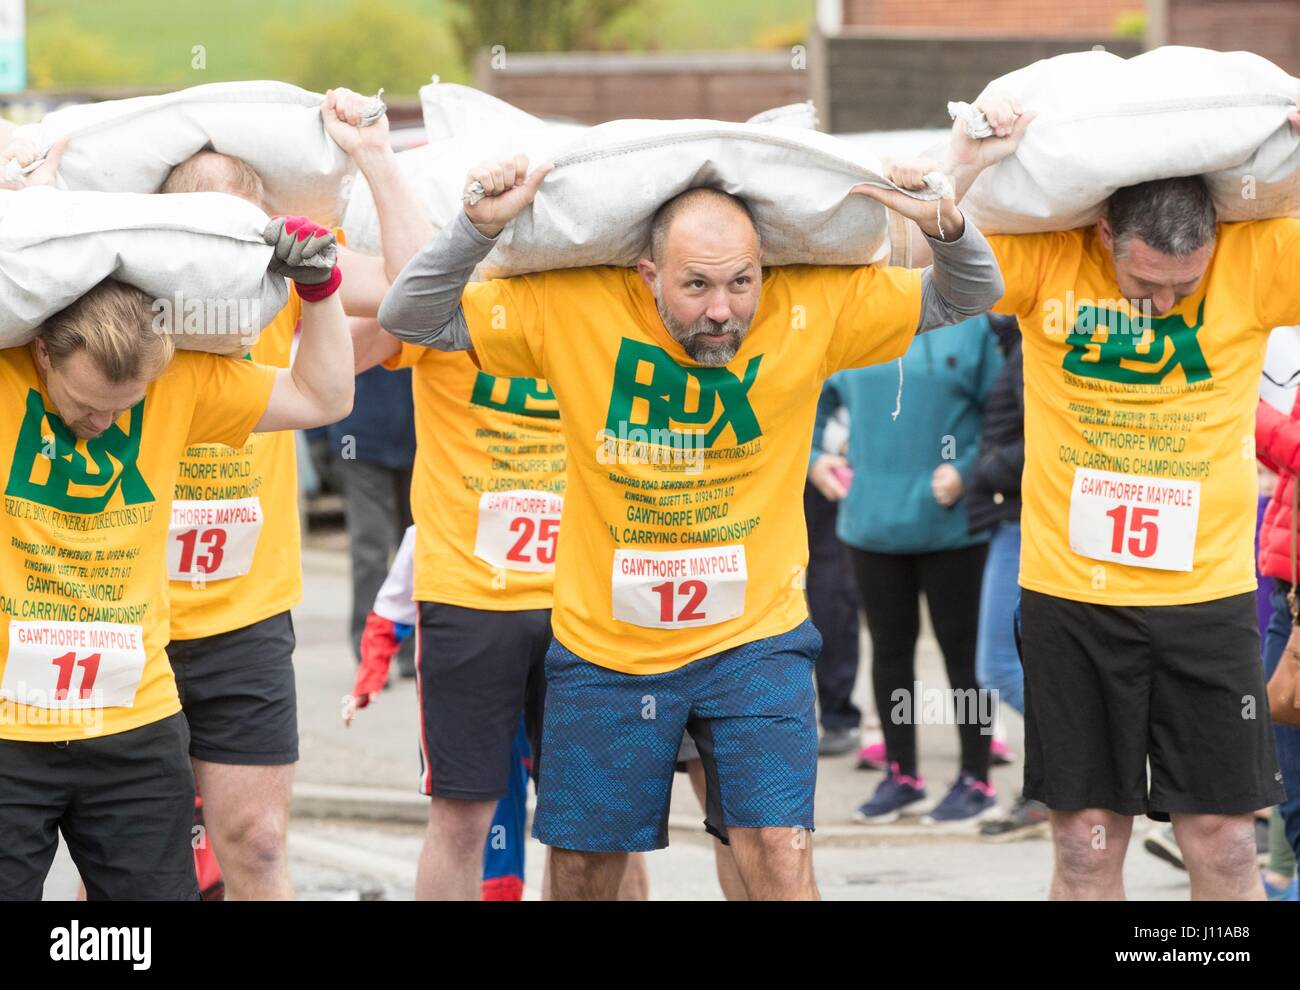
[168,293,303,639]
[464,264,921,673]
[384,345,563,610]
[989,220,1300,606]
[0,346,277,741]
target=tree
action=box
[446,0,644,63]
[26,15,148,89]
[267,0,463,96]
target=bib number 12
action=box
[612,546,747,629]
[650,579,708,623]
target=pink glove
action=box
[263,216,342,302]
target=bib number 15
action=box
[1068,467,1198,572]
[1104,505,1159,559]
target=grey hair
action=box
[648,187,759,263]
[1106,175,1217,258]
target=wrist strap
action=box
[296,266,342,303]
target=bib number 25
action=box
[474,490,563,573]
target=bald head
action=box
[637,187,763,367]
[648,187,759,265]
[162,150,265,207]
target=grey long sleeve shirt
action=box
[378,208,1005,352]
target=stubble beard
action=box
[653,286,755,367]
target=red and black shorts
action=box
[415,602,549,800]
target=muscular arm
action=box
[337,149,437,317]
[254,293,354,432]
[352,316,402,373]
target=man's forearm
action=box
[947,162,983,204]
[293,295,354,421]
[353,148,436,281]
[917,220,1005,332]
[351,316,402,374]
[378,210,494,351]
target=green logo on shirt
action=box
[470,372,559,419]
[5,389,154,513]
[604,338,763,447]
[1062,301,1210,384]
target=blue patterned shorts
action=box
[532,620,822,852]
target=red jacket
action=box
[1257,392,1300,582]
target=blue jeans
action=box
[1263,581,1300,861]
[975,521,1024,715]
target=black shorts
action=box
[168,611,299,765]
[416,602,549,800]
[1018,589,1286,820]
[0,712,198,900]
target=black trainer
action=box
[979,792,1050,842]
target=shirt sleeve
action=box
[819,264,925,376]
[182,352,279,448]
[1252,219,1300,330]
[381,341,429,372]
[463,273,549,381]
[986,232,1065,320]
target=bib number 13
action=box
[174,528,227,574]
[168,498,263,582]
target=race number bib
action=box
[611,545,747,629]
[1068,467,1200,572]
[168,498,263,582]
[474,490,563,573]
[1,621,146,709]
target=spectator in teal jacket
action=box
[809,315,1003,826]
